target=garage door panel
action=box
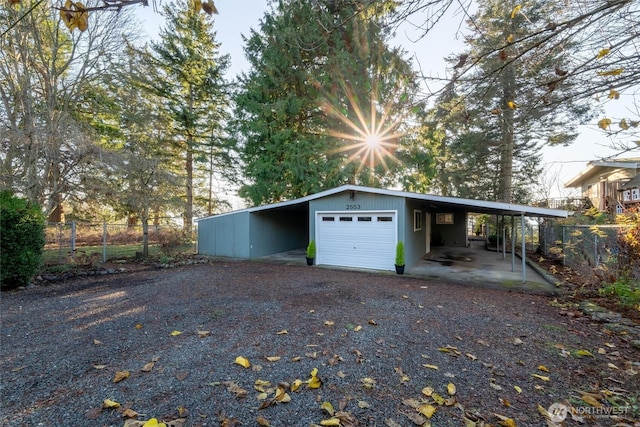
[316,211,397,271]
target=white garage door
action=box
[315,211,397,271]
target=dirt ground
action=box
[1,260,638,427]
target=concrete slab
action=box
[257,239,558,295]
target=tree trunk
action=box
[497,61,516,203]
[142,205,149,258]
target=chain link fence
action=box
[43,222,197,267]
[538,223,635,281]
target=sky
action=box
[133,0,638,202]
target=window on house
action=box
[377,216,393,222]
[339,217,353,222]
[436,213,454,224]
[413,209,422,231]
[357,217,372,222]
[322,216,335,221]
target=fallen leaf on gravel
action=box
[422,387,434,396]
[197,330,210,338]
[368,319,377,325]
[277,329,288,335]
[234,356,251,368]
[324,321,335,326]
[580,394,602,407]
[265,356,281,362]
[122,408,139,418]
[353,349,364,363]
[418,403,437,418]
[358,400,370,409]
[319,418,341,426]
[308,368,323,389]
[531,374,550,382]
[607,362,619,370]
[447,383,456,395]
[489,382,503,391]
[93,339,103,345]
[401,409,427,425]
[604,342,616,348]
[175,371,189,381]
[103,398,121,408]
[135,324,143,329]
[291,379,303,391]
[394,367,409,382]
[466,353,477,361]
[354,325,362,332]
[361,377,376,389]
[321,401,335,416]
[221,381,248,398]
[431,393,445,405]
[85,407,102,419]
[575,349,594,357]
[169,330,181,336]
[177,406,188,417]
[256,392,269,400]
[537,365,549,372]
[336,371,346,378]
[423,364,439,370]
[514,385,522,393]
[384,419,402,427]
[113,371,130,383]
[329,354,343,365]
[512,338,523,345]
[141,359,157,372]
[254,379,271,390]
[93,364,107,370]
[494,413,517,427]
[291,356,301,362]
[256,416,271,426]
[499,397,511,407]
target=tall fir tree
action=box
[234,0,432,205]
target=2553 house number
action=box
[345,204,361,210]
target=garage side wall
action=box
[430,208,468,247]
[249,209,308,258]
[404,200,427,267]
[197,212,251,258]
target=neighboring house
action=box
[619,174,640,210]
[564,158,640,214]
[197,185,568,272]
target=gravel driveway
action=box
[1,261,638,427]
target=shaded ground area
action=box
[1,262,638,427]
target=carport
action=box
[197,185,569,283]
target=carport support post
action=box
[521,214,526,283]
[511,215,515,272]
[502,219,506,260]
[495,215,500,255]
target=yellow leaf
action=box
[510,4,522,18]
[423,364,439,370]
[170,330,182,336]
[135,324,143,329]
[256,392,268,400]
[320,401,335,416]
[324,320,335,326]
[537,365,549,372]
[143,419,159,427]
[432,393,445,405]
[192,0,202,13]
[419,403,437,418]
[608,89,620,99]
[93,339,103,345]
[514,385,522,393]
[596,48,610,59]
[497,416,517,427]
[93,364,107,370]
[290,356,301,362]
[619,119,630,130]
[141,361,156,372]
[358,400,370,408]
[113,370,130,383]
[320,418,341,426]
[256,416,271,426]
[447,383,456,395]
[308,368,323,389]
[597,68,624,76]
[197,330,210,338]
[102,399,120,408]
[507,101,518,109]
[361,377,376,389]
[276,330,288,335]
[581,394,603,407]
[421,386,434,396]
[465,353,477,361]
[531,374,550,382]
[575,349,594,357]
[291,379,303,392]
[608,362,619,370]
[234,356,251,368]
[597,118,612,130]
[122,408,139,418]
[506,34,514,43]
[354,325,362,332]
[265,356,281,362]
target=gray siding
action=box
[430,208,468,247]
[198,212,251,258]
[404,200,427,267]
[309,190,405,240]
[249,209,308,258]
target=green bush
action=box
[1,191,45,290]
[306,240,316,259]
[600,274,640,310]
[395,241,405,266]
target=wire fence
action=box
[539,223,637,282]
[44,222,197,267]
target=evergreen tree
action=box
[234,0,432,205]
[132,0,231,232]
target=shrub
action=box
[1,191,45,290]
[600,274,640,310]
[306,240,316,259]
[395,241,405,266]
